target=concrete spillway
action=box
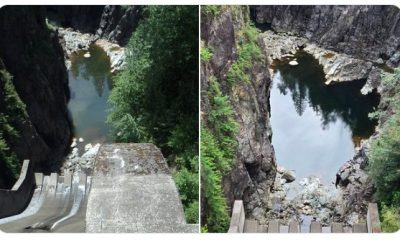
[0,173,90,233]
[86,143,198,233]
[0,143,198,233]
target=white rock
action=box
[71,139,77,148]
[289,60,299,66]
[282,170,296,183]
[71,147,78,155]
[84,143,93,152]
[84,52,91,58]
[78,138,84,142]
[277,165,286,174]
[81,143,101,159]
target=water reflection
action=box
[69,45,112,97]
[272,51,379,145]
[68,45,112,144]
[270,50,379,184]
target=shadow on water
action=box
[68,44,113,144]
[270,50,379,184]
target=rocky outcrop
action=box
[0,6,72,173]
[46,6,105,34]
[96,6,141,45]
[260,30,381,88]
[335,140,375,225]
[201,7,277,223]
[269,174,340,226]
[252,5,400,68]
[46,5,141,46]
[57,27,126,72]
[253,5,398,226]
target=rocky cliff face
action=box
[251,5,400,67]
[201,7,277,223]
[252,5,400,226]
[95,6,141,45]
[0,6,72,172]
[46,5,141,45]
[46,6,105,33]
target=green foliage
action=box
[207,80,238,165]
[369,112,400,204]
[381,204,400,232]
[226,23,261,85]
[201,8,258,232]
[200,225,209,233]
[201,5,222,16]
[184,201,199,224]
[201,78,239,232]
[45,18,57,31]
[368,68,400,232]
[201,46,213,63]
[368,69,400,204]
[201,128,231,232]
[107,6,198,223]
[174,167,198,207]
[0,64,26,188]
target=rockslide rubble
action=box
[62,138,101,174]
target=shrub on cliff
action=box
[368,68,400,232]
[0,63,27,188]
[226,23,261,85]
[380,205,400,232]
[201,128,231,232]
[201,79,239,232]
[107,6,198,223]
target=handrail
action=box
[228,200,245,233]
[367,203,381,233]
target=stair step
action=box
[331,222,343,233]
[322,226,331,233]
[48,173,59,194]
[279,225,289,233]
[78,173,87,190]
[244,220,258,233]
[268,220,280,233]
[34,173,44,187]
[310,222,322,233]
[288,221,300,233]
[258,224,268,233]
[64,173,72,187]
[353,223,367,233]
[343,226,353,233]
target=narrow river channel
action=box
[68,45,113,144]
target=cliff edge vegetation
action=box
[368,68,400,232]
[107,6,199,223]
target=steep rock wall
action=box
[252,5,400,225]
[46,5,141,45]
[251,5,400,67]
[201,7,277,223]
[0,6,72,173]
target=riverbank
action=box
[260,30,386,94]
[260,30,381,227]
[58,27,126,72]
[57,27,127,174]
[62,138,100,174]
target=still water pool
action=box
[68,44,112,144]
[270,50,379,185]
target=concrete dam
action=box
[0,143,198,233]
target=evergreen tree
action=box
[107,6,199,223]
